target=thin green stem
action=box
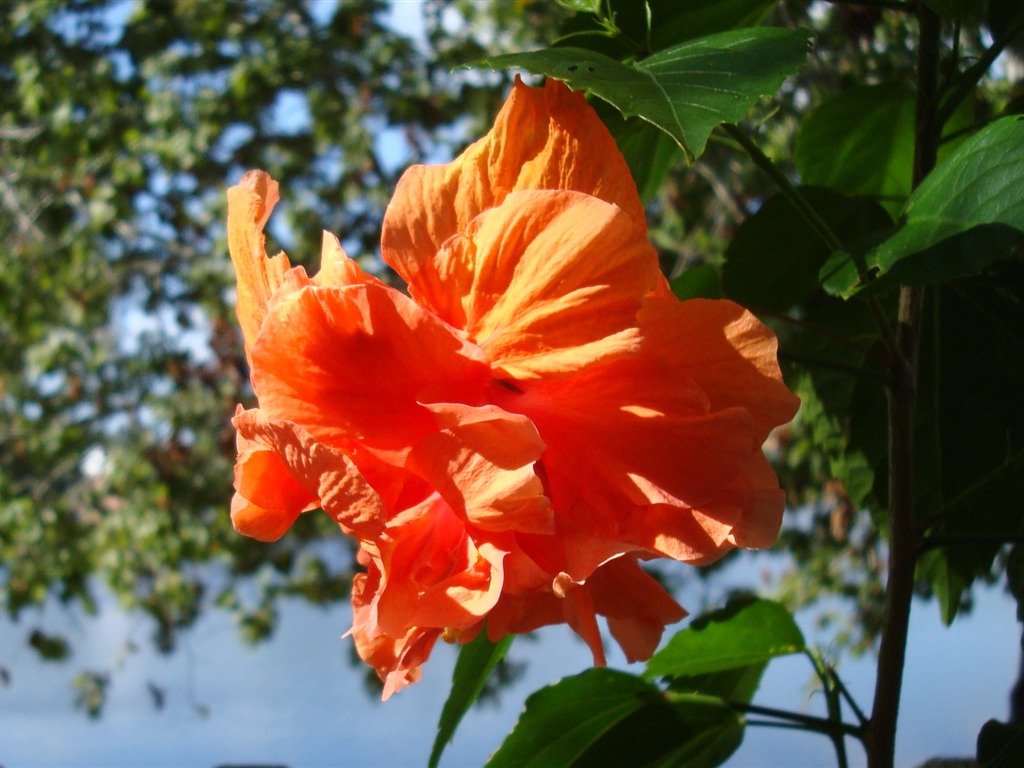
[830,666,869,727]
[720,123,902,367]
[720,123,843,253]
[746,719,819,732]
[809,650,852,768]
[728,701,863,738]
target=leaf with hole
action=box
[468,27,811,162]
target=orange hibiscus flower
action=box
[226,77,799,698]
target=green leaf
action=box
[795,82,974,217]
[820,117,1024,297]
[672,264,723,301]
[723,187,893,312]
[486,669,742,768]
[913,265,1024,623]
[923,0,984,19]
[645,597,805,680]
[469,27,811,162]
[978,719,1024,767]
[915,548,971,625]
[796,83,916,213]
[593,99,683,203]
[556,0,604,13]
[429,631,513,768]
[555,0,778,61]
[660,694,745,768]
[722,186,893,513]
[667,662,768,706]
[644,0,777,42]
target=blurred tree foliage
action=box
[2,0,1020,716]
[0,0,568,713]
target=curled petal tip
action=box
[237,169,280,230]
[227,170,292,362]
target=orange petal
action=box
[639,296,800,442]
[418,190,662,378]
[233,408,386,537]
[625,503,733,566]
[231,455,315,542]
[586,556,687,663]
[492,355,756,575]
[382,77,647,299]
[226,170,293,363]
[313,231,380,289]
[628,450,786,559]
[560,577,607,667]
[231,405,317,541]
[369,494,507,636]
[720,449,788,550]
[349,567,441,700]
[408,403,553,534]
[249,282,491,458]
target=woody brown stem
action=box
[862,4,940,766]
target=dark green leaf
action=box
[645,597,805,681]
[643,0,777,42]
[672,264,723,301]
[429,631,514,768]
[659,694,745,768]
[594,100,683,203]
[486,669,742,768]
[555,0,778,61]
[1007,544,1024,622]
[978,719,1024,767]
[821,117,1024,297]
[723,187,893,312]
[913,265,1024,623]
[470,27,811,161]
[923,0,985,19]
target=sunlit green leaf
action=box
[820,117,1024,297]
[470,27,811,161]
[429,631,513,768]
[645,597,805,680]
[796,83,916,214]
[556,0,604,14]
[795,82,974,217]
[486,669,742,768]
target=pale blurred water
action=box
[0,555,1018,768]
